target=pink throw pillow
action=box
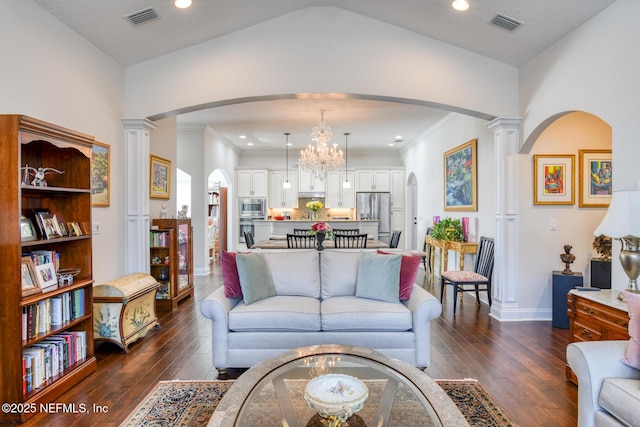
[221,251,243,298]
[378,250,421,300]
[621,291,640,369]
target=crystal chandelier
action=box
[299,110,344,181]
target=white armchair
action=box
[566,340,640,427]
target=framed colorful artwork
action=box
[533,154,575,205]
[444,139,477,211]
[150,155,171,199]
[578,149,612,208]
[91,141,110,207]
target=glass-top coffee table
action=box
[208,345,469,427]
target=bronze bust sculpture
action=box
[560,245,576,275]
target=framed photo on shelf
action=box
[92,141,110,207]
[21,256,41,297]
[35,262,57,292]
[67,221,83,237]
[444,139,477,211]
[55,213,68,236]
[37,211,62,239]
[533,154,575,205]
[579,149,612,208]
[150,155,171,199]
[20,215,37,242]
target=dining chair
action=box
[440,236,495,314]
[334,233,368,248]
[286,233,317,249]
[423,227,433,271]
[332,228,360,236]
[293,228,310,235]
[243,231,255,249]
[389,230,402,248]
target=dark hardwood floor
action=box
[23,263,578,426]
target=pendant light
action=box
[343,133,351,189]
[283,133,291,189]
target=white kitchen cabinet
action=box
[269,170,298,209]
[298,167,326,193]
[390,170,405,208]
[326,170,355,208]
[355,169,390,192]
[237,169,268,197]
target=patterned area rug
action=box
[120,379,517,427]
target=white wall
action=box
[402,114,495,275]
[520,0,640,293]
[0,1,126,284]
[125,7,518,120]
[517,112,611,317]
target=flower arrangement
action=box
[310,222,333,239]
[306,200,323,220]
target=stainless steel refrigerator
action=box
[356,192,391,243]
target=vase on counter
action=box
[311,211,318,221]
[316,231,325,251]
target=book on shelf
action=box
[150,230,170,247]
[22,290,86,340]
[22,331,87,396]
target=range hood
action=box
[298,192,326,199]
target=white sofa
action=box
[566,340,640,427]
[201,249,442,372]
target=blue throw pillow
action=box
[235,252,277,304]
[355,252,402,303]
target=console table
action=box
[425,236,478,285]
[566,289,629,384]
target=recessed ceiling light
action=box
[246,142,253,146]
[395,135,403,140]
[388,143,395,147]
[452,0,469,11]
[286,142,292,146]
[239,135,247,139]
[174,0,192,9]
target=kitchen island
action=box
[253,219,379,242]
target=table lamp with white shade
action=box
[594,188,640,294]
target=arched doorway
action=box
[407,172,418,250]
[207,169,230,264]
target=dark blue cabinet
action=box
[552,271,583,329]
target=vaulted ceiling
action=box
[34,0,616,151]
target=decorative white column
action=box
[122,119,158,274]
[487,118,521,321]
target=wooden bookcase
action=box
[0,115,97,422]
[151,219,194,311]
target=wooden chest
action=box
[566,289,629,383]
[93,273,160,352]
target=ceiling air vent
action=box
[126,8,159,25]
[491,14,522,32]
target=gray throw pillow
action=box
[355,252,402,303]
[236,252,277,304]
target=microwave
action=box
[239,198,266,217]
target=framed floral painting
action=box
[444,139,477,211]
[533,154,575,205]
[150,155,171,199]
[578,149,612,208]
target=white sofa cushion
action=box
[264,250,320,298]
[321,296,412,331]
[599,378,640,427]
[321,250,361,298]
[229,296,321,332]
